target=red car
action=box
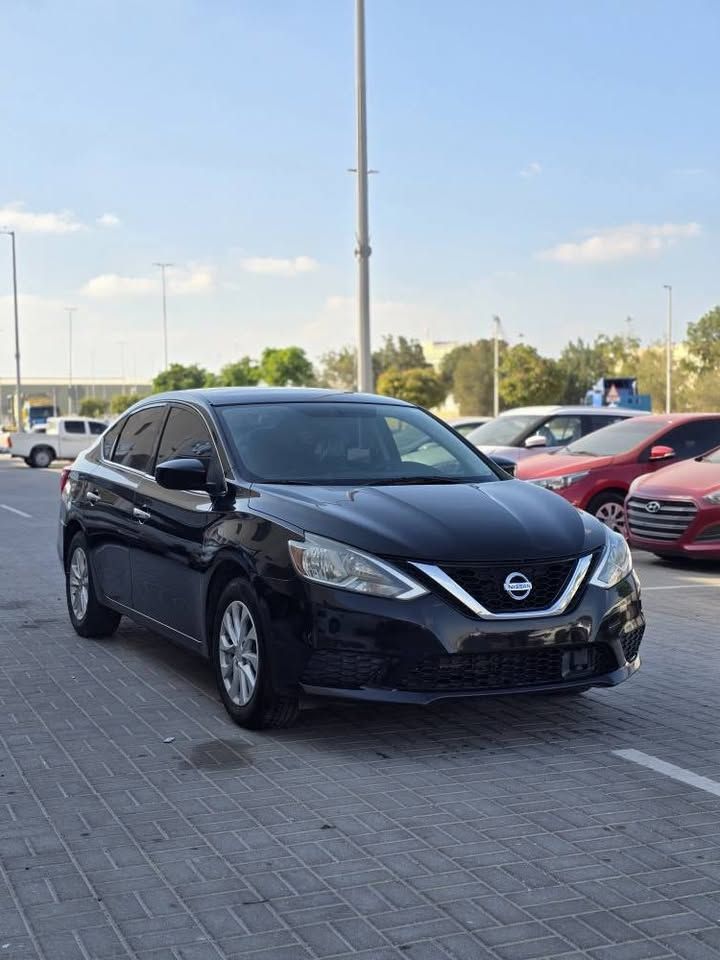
[626,445,720,559]
[516,414,720,533]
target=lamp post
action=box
[354,0,372,393]
[65,307,77,414]
[663,285,672,413]
[1,230,22,430]
[153,263,173,370]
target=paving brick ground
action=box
[2,457,720,959]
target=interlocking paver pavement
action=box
[2,458,720,959]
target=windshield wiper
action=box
[564,449,599,457]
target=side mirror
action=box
[649,445,675,462]
[524,434,548,449]
[156,457,208,491]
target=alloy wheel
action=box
[69,547,90,621]
[218,601,259,706]
[595,501,626,535]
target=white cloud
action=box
[520,162,542,178]
[97,212,121,227]
[537,222,701,264]
[80,264,216,299]
[0,202,85,234]
[241,255,319,277]
[80,273,154,297]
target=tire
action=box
[65,533,121,638]
[587,491,626,535]
[29,446,54,468]
[24,458,32,467]
[211,579,299,730]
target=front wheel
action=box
[66,533,121,638]
[588,491,626,535]
[212,579,299,730]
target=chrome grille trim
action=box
[411,554,594,620]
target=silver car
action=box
[466,405,647,464]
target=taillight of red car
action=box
[60,466,71,494]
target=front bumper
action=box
[627,503,720,559]
[296,572,644,704]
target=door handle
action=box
[133,506,151,521]
[86,490,101,504]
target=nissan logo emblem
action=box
[503,572,533,601]
[645,501,661,514]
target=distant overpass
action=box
[0,377,152,421]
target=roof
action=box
[142,387,412,407]
[500,405,645,416]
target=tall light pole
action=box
[1,230,22,430]
[492,315,501,417]
[663,285,672,413]
[153,263,173,370]
[65,307,77,414]
[354,0,372,393]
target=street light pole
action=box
[1,230,22,430]
[354,0,372,393]
[492,315,501,417]
[663,285,672,413]
[66,307,77,414]
[153,263,173,370]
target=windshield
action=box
[218,402,502,485]
[467,415,540,446]
[564,418,665,457]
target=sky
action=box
[1,0,719,383]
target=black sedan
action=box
[59,388,644,729]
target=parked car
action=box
[626,445,720,560]
[8,417,108,468]
[448,416,491,437]
[517,414,720,533]
[467,405,646,464]
[58,388,644,729]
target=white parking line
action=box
[0,504,32,519]
[643,583,720,591]
[615,749,720,799]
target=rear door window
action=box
[111,406,167,474]
[64,420,87,434]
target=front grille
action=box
[621,626,644,663]
[301,650,386,688]
[439,557,578,613]
[627,496,697,541]
[395,645,617,692]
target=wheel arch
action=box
[62,518,85,568]
[204,554,253,656]
[587,486,628,510]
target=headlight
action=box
[704,488,720,505]
[531,471,590,491]
[288,534,428,600]
[590,529,633,589]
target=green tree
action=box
[152,363,212,392]
[260,347,316,386]
[319,346,357,389]
[499,344,562,408]
[79,397,109,417]
[556,334,640,404]
[372,336,427,378]
[690,369,720,411]
[686,306,720,373]
[217,357,261,386]
[447,340,496,415]
[109,393,145,415]
[376,367,448,409]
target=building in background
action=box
[0,378,152,426]
[421,340,459,370]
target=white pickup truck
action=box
[7,417,108,468]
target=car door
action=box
[82,412,163,609]
[60,419,93,458]
[130,403,228,646]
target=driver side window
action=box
[156,405,223,486]
[539,415,583,446]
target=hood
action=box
[516,451,614,480]
[476,445,548,463]
[633,457,720,497]
[250,479,607,563]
